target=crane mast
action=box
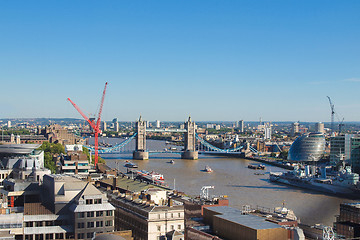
[327,96,335,136]
[68,82,108,167]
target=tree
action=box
[38,142,65,173]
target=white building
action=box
[315,122,325,133]
[155,120,161,128]
[264,124,272,140]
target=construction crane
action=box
[327,96,335,136]
[67,82,108,167]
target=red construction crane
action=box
[67,82,108,166]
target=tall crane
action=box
[327,96,335,136]
[67,82,108,166]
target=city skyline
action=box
[1,1,360,121]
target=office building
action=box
[7,121,11,128]
[315,122,324,133]
[264,124,271,140]
[102,121,107,132]
[334,202,360,239]
[330,134,360,174]
[97,177,184,240]
[43,175,115,240]
[202,206,288,240]
[239,120,244,133]
[288,133,325,161]
[291,122,299,136]
[155,120,160,128]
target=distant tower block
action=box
[133,116,149,160]
[181,116,198,160]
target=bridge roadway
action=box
[146,129,187,133]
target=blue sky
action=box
[1,1,359,122]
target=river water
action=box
[93,137,357,226]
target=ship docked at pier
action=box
[269,164,360,199]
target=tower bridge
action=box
[86,116,254,160]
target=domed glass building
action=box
[288,132,325,161]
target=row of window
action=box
[86,198,102,205]
[77,210,113,218]
[157,212,181,219]
[25,220,65,227]
[157,224,182,231]
[77,221,112,229]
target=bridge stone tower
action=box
[133,116,149,160]
[181,116,198,160]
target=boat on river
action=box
[204,165,213,173]
[248,164,266,170]
[269,165,360,199]
[124,161,138,168]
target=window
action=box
[25,222,33,227]
[157,225,161,231]
[55,233,63,239]
[171,213,173,218]
[158,214,161,219]
[87,222,94,228]
[78,212,85,218]
[96,221,103,227]
[87,233,93,238]
[86,199,93,205]
[106,210,113,216]
[171,225,174,230]
[87,211,94,218]
[77,233,84,239]
[77,222,84,228]
[94,198,102,204]
[35,221,43,227]
[105,220,112,227]
[45,234,52,239]
[45,221,53,226]
[178,224,181,230]
[96,211,103,217]
[178,212,181,217]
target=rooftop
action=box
[24,202,53,215]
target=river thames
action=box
[95,137,357,226]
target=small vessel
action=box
[169,160,175,164]
[204,165,213,173]
[248,164,266,170]
[124,161,138,168]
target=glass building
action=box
[288,132,325,161]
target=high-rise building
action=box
[291,122,300,136]
[7,121,11,128]
[330,134,353,163]
[315,122,324,133]
[239,120,244,133]
[155,120,161,128]
[112,118,119,132]
[264,123,271,140]
[102,121,107,131]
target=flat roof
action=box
[215,214,281,230]
[206,206,282,230]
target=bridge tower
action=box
[181,116,198,160]
[133,116,149,160]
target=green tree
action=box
[38,142,65,173]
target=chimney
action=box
[113,177,117,189]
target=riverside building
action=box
[287,133,325,161]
